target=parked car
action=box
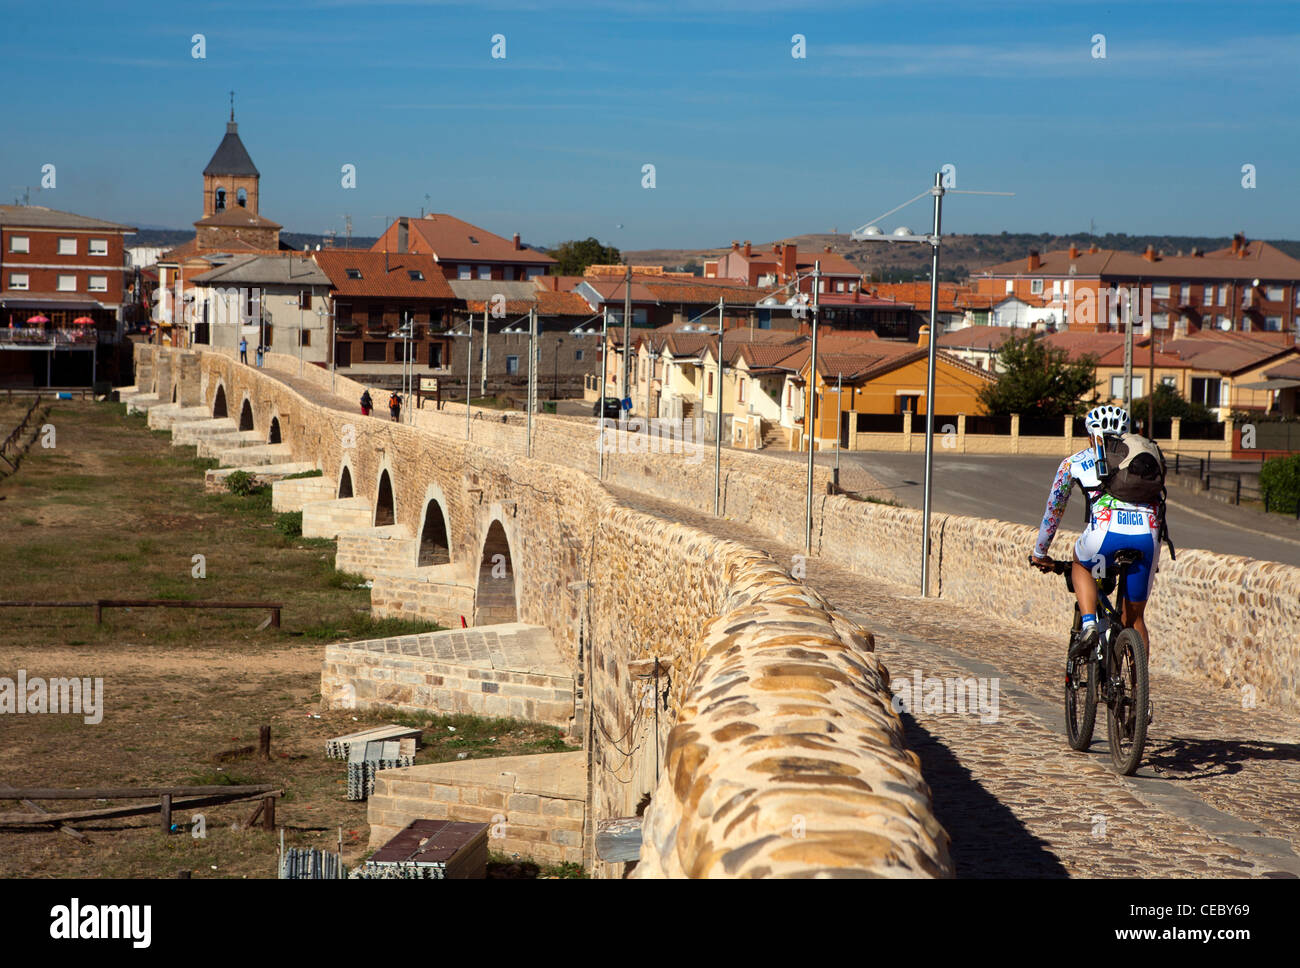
[594,397,623,420]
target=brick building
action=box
[372,214,555,282]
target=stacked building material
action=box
[349,820,489,879]
[280,847,347,879]
[326,724,423,760]
[346,739,416,801]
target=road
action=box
[775,449,1300,567]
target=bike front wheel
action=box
[1106,628,1149,775]
[1064,610,1097,750]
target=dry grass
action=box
[0,400,575,879]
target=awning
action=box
[1238,378,1300,390]
[0,298,103,310]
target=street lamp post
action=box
[850,171,1012,596]
[805,262,820,553]
[554,337,563,401]
[503,310,537,457]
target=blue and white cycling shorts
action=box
[1073,502,1161,604]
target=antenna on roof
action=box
[230,90,235,122]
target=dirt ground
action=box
[0,400,574,878]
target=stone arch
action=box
[416,484,452,567]
[268,415,282,445]
[337,463,354,499]
[374,467,396,527]
[475,516,518,625]
[238,397,254,432]
[215,186,227,212]
[236,187,248,208]
[212,384,228,419]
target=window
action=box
[215,188,226,211]
[1265,316,1283,331]
[458,265,472,280]
[1161,375,1177,387]
[9,272,29,290]
[738,378,746,403]
[1152,283,1171,299]
[1052,280,1061,296]
[57,274,76,291]
[407,270,424,281]
[89,239,108,257]
[9,235,29,253]
[1180,285,1190,302]
[88,275,108,292]
[836,281,845,292]
[298,290,312,310]
[345,268,362,280]
[1218,286,1227,306]
[1005,280,1013,294]
[236,187,247,208]
[1109,375,1145,398]
[575,349,584,361]
[363,341,387,362]
[1266,286,1284,302]
[58,237,77,255]
[300,330,311,347]
[1190,377,1221,407]
[707,372,714,396]
[506,355,520,375]
[337,304,352,326]
[1202,287,1213,306]
[477,265,491,280]
[1030,279,1043,295]
[1152,312,1169,329]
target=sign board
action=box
[621,397,632,411]
[420,378,439,393]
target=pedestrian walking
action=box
[239,336,248,363]
[388,391,402,423]
[360,389,373,416]
[256,344,264,368]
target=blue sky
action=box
[2,0,1296,250]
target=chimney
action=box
[1231,232,1244,254]
[1192,248,1203,257]
[1143,245,1157,262]
[397,217,409,253]
[917,324,931,347]
[781,242,798,280]
[743,240,751,258]
[513,232,521,250]
[731,240,740,251]
[1068,243,1079,259]
[1027,250,1041,271]
[1088,243,1099,254]
[824,244,832,253]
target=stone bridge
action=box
[122,344,1300,879]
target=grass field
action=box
[0,400,578,878]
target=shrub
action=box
[225,470,260,496]
[274,511,303,537]
[1260,454,1300,513]
[281,469,323,480]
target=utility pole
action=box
[1122,285,1134,412]
[805,261,821,553]
[714,297,724,516]
[622,263,632,410]
[481,306,489,399]
[527,307,536,458]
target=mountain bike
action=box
[1036,550,1149,775]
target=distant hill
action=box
[127,228,379,252]
[626,233,1300,283]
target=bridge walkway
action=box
[246,366,1300,878]
[609,486,1300,880]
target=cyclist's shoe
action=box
[1146,700,1153,726]
[1068,624,1099,660]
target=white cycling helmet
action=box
[1085,404,1129,438]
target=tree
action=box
[548,238,622,275]
[1131,383,1216,425]
[978,331,1098,419]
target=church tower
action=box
[192,97,281,252]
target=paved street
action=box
[612,486,1300,879]
[765,448,1300,568]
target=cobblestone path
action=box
[254,368,1300,878]
[609,487,1300,879]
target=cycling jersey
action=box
[1035,447,1161,603]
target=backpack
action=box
[1081,432,1177,560]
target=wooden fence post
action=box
[160,793,172,833]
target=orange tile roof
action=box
[978,239,1300,282]
[314,249,455,299]
[403,213,556,265]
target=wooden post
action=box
[262,796,275,831]
[270,607,280,629]
[258,725,271,760]
[94,601,102,625]
[176,870,191,879]
[160,793,172,833]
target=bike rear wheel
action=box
[1106,628,1149,775]
[1064,607,1097,750]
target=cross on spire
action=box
[229,90,235,122]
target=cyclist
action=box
[1029,405,1162,662]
